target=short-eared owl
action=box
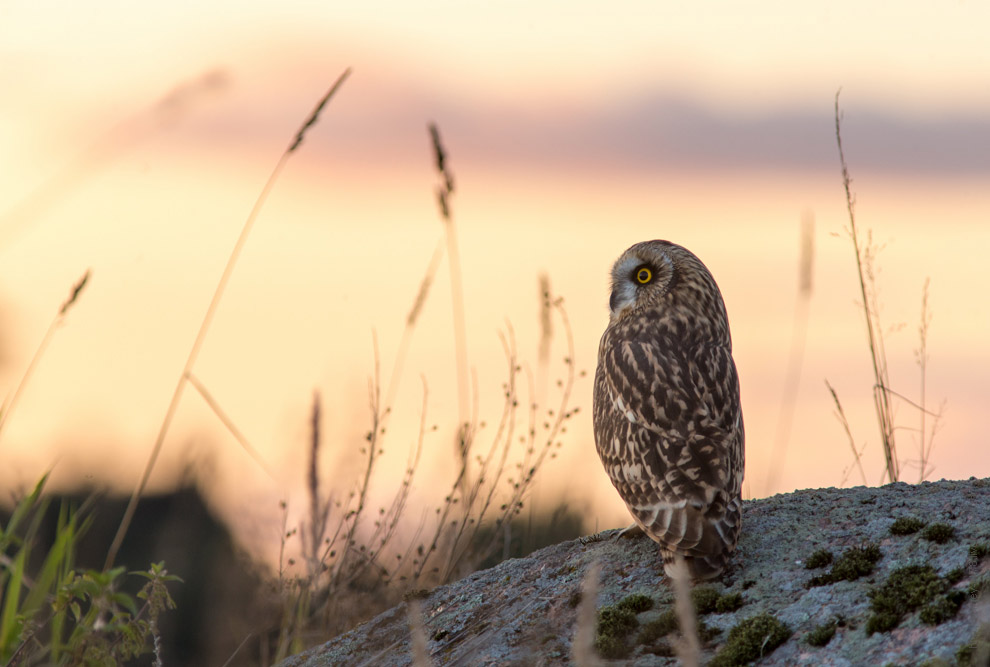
[593,240,744,581]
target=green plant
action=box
[807,543,881,587]
[921,523,955,544]
[804,548,834,569]
[0,475,180,665]
[805,618,837,647]
[866,564,955,634]
[890,517,925,535]
[709,613,790,667]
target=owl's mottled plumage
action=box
[593,240,744,581]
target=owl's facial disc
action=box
[609,252,671,317]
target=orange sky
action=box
[2,1,989,562]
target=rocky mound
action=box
[280,478,990,666]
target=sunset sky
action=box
[2,1,989,562]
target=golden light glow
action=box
[1,1,989,562]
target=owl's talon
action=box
[613,523,645,540]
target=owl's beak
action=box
[608,277,637,318]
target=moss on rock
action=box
[709,613,790,667]
[922,523,955,544]
[867,564,949,634]
[808,543,882,587]
[890,517,925,535]
[805,618,837,647]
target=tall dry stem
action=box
[764,212,814,494]
[668,556,701,667]
[0,70,227,248]
[407,600,433,667]
[834,90,898,483]
[105,68,352,571]
[428,123,470,467]
[0,269,90,442]
[826,380,868,486]
[913,278,945,481]
[571,561,603,667]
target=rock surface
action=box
[280,478,990,666]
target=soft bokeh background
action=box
[2,1,989,564]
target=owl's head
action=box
[607,239,730,342]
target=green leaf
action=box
[0,474,48,545]
[0,548,26,658]
[21,501,78,616]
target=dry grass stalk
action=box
[383,239,445,416]
[305,392,330,576]
[268,122,580,652]
[406,600,433,667]
[833,90,899,484]
[0,269,91,442]
[571,560,603,667]
[105,68,352,571]
[764,213,814,494]
[914,278,945,481]
[0,70,227,248]
[184,370,274,479]
[827,379,869,486]
[428,122,470,453]
[536,273,553,405]
[668,556,701,667]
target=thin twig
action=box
[826,380,868,486]
[184,371,274,479]
[765,213,813,494]
[105,69,351,571]
[668,556,701,667]
[0,269,91,442]
[834,90,898,483]
[428,123,470,450]
[572,561,603,667]
[407,600,433,667]
[0,70,227,248]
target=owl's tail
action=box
[650,495,742,582]
[661,548,732,582]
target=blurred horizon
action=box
[2,1,989,569]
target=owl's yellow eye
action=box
[635,267,653,284]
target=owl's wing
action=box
[599,335,743,564]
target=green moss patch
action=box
[922,523,955,544]
[919,591,966,625]
[617,593,654,613]
[805,549,834,569]
[867,564,963,634]
[637,610,678,644]
[804,619,837,647]
[715,592,744,613]
[968,574,990,599]
[945,567,965,585]
[691,586,721,614]
[890,517,925,535]
[635,607,720,647]
[709,613,791,667]
[969,542,990,561]
[808,543,882,587]
[690,586,744,615]
[594,593,655,658]
[957,622,990,666]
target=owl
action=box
[593,240,744,581]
